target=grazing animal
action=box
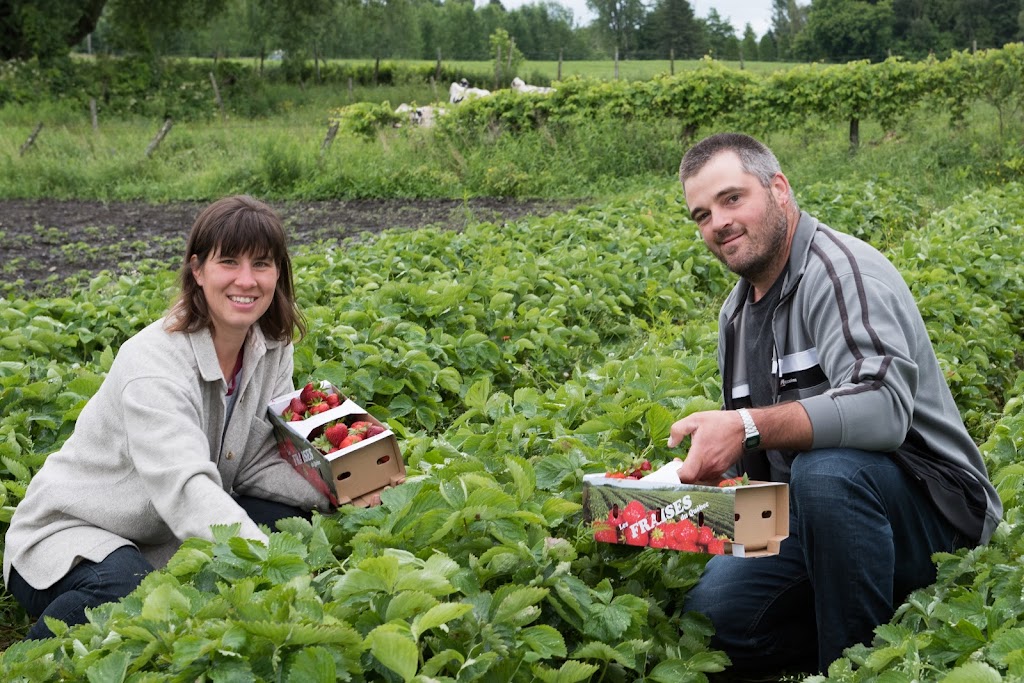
[449,80,492,104]
[394,103,447,127]
[511,77,555,94]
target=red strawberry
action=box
[289,411,304,422]
[348,420,372,435]
[593,520,617,543]
[623,525,649,546]
[289,397,306,417]
[299,382,317,405]
[365,424,385,438]
[621,500,646,524]
[718,474,750,487]
[325,393,341,407]
[308,402,330,415]
[706,538,726,555]
[639,459,652,471]
[697,525,715,545]
[672,519,699,547]
[338,434,363,449]
[648,526,670,549]
[677,540,699,553]
[325,422,349,448]
[606,472,627,479]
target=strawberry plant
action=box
[3,176,1024,680]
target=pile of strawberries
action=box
[312,418,385,454]
[282,382,386,454]
[592,500,727,555]
[282,382,341,420]
[604,458,652,479]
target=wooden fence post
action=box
[320,121,339,156]
[209,71,225,121]
[435,47,442,83]
[348,77,354,102]
[90,98,98,131]
[145,118,173,158]
[614,47,619,80]
[670,48,675,76]
[495,45,502,89]
[849,118,860,152]
[558,48,563,81]
[19,123,43,156]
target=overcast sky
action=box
[495,0,775,38]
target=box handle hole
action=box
[735,513,741,521]
[697,512,705,526]
[377,455,391,465]
[761,510,772,518]
[337,472,351,481]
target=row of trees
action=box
[3,0,1024,66]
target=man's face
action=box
[683,151,792,291]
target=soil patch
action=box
[1,197,577,295]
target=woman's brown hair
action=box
[166,195,306,342]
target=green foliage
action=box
[3,170,1024,678]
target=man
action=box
[668,133,1001,675]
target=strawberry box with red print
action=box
[268,381,406,508]
[582,472,789,557]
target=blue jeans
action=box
[683,448,965,675]
[7,495,310,640]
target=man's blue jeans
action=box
[6,495,310,640]
[683,448,966,674]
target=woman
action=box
[3,195,331,640]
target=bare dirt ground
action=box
[1,197,577,295]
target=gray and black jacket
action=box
[719,211,1001,545]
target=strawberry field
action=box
[2,165,1024,681]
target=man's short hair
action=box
[679,133,783,189]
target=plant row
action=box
[0,56,503,121]
[429,44,1024,141]
[2,180,1024,679]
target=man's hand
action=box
[667,410,745,483]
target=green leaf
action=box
[505,455,536,502]
[86,649,130,683]
[645,403,676,443]
[941,662,1002,683]
[385,590,438,622]
[464,378,492,412]
[367,625,418,682]
[286,646,337,683]
[2,455,31,482]
[520,624,567,659]
[140,582,190,622]
[571,640,626,664]
[411,602,473,640]
[494,586,549,624]
[530,659,600,683]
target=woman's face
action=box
[190,248,279,339]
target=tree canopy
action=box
[2,0,1022,64]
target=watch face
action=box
[744,435,761,450]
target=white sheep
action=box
[393,103,447,127]
[449,79,492,104]
[511,77,555,94]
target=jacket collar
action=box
[189,324,279,384]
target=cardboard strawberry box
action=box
[582,473,789,557]
[268,381,406,508]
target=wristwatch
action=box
[737,408,761,452]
